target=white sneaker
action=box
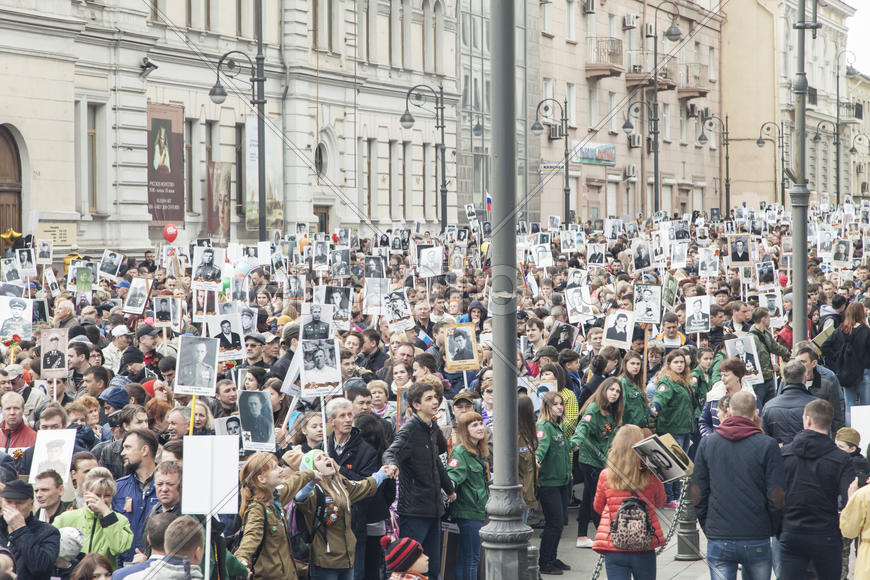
[575,538,593,548]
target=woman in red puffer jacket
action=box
[592,424,666,579]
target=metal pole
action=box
[724,115,730,214]
[780,122,786,207]
[439,84,448,233]
[836,58,841,206]
[652,32,661,214]
[481,0,532,576]
[791,0,812,346]
[255,0,267,242]
[563,99,571,225]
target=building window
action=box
[235,123,245,217]
[205,121,216,164]
[315,143,327,179]
[390,0,400,65]
[662,103,671,140]
[461,12,470,48]
[236,0,243,36]
[542,78,553,120]
[366,139,376,218]
[185,119,195,212]
[587,83,597,127]
[462,68,471,109]
[433,1,443,73]
[679,105,687,143]
[708,46,716,81]
[87,105,99,213]
[388,141,397,220]
[150,0,159,20]
[541,1,551,35]
[567,1,576,41]
[204,0,211,30]
[186,0,192,27]
[402,141,411,218]
[567,83,577,126]
[423,0,433,71]
[423,143,433,220]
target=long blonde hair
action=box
[239,452,277,515]
[606,425,653,492]
[305,450,351,511]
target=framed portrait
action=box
[239,390,276,452]
[174,336,220,396]
[40,328,68,380]
[633,284,663,325]
[444,322,480,373]
[586,243,606,267]
[123,277,152,315]
[603,309,634,350]
[631,240,653,273]
[15,248,36,278]
[728,235,752,266]
[36,240,53,265]
[207,313,245,361]
[632,433,693,484]
[724,336,763,385]
[0,297,32,340]
[385,290,415,333]
[684,296,711,334]
[300,338,342,397]
[98,249,122,280]
[29,429,76,483]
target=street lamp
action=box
[209,0,266,241]
[697,113,731,214]
[756,121,787,207]
[531,98,571,225]
[400,84,448,232]
[850,133,870,156]
[646,1,683,215]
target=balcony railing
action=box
[624,50,678,86]
[587,37,623,67]
[679,63,708,89]
[841,101,864,122]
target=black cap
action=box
[0,479,33,500]
[136,324,159,339]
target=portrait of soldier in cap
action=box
[1,298,31,338]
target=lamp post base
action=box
[675,501,702,561]
[481,484,533,580]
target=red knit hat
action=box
[381,536,424,572]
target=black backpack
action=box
[837,332,865,387]
[609,493,656,551]
[289,485,329,561]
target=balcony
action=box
[840,101,864,124]
[808,86,818,107]
[585,37,624,80]
[677,63,710,100]
[624,50,678,90]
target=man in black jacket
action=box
[383,382,455,580]
[779,399,855,580]
[357,329,389,373]
[793,341,845,433]
[0,479,60,580]
[267,324,298,382]
[761,359,818,445]
[326,397,380,580]
[691,392,785,579]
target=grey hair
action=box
[783,359,809,385]
[325,397,352,419]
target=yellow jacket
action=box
[840,484,870,579]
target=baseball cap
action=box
[114,280,130,288]
[533,346,559,361]
[111,325,131,338]
[262,332,278,343]
[452,390,478,406]
[4,364,23,379]
[246,333,266,345]
[136,324,159,339]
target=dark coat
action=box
[781,429,855,536]
[690,418,785,540]
[0,514,60,580]
[382,415,454,518]
[268,349,294,381]
[328,428,379,539]
[760,384,817,445]
[807,367,845,434]
[358,348,389,373]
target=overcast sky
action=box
[847,6,870,74]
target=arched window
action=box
[390,0,401,66]
[402,0,412,69]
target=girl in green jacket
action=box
[650,350,694,506]
[535,391,572,575]
[617,350,649,428]
[571,377,623,548]
[447,412,490,580]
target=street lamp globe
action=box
[697,132,708,146]
[813,132,822,143]
[622,118,634,135]
[851,145,859,155]
[209,81,227,105]
[756,138,766,148]
[665,22,683,42]
[399,109,415,129]
[530,119,544,136]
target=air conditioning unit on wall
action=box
[625,163,637,177]
[628,134,642,148]
[584,0,595,14]
[623,14,638,29]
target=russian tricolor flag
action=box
[418,329,433,348]
[486,192,492,212]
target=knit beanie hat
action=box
[381,536,424,572]
[836,427,861,448]
[301,449,324,471]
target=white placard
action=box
[181,436,239,515]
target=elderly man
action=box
[0,391,36,450]
[0,480,60,580]
[103,325,132,374]
[4,364,48,427]
[53,299,78,329]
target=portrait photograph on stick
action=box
[40,328,68,380]
[238,390,276,452]
[174,336,220,396]
[444,322,480,373]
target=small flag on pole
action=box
[417,329,433,348]
[486,192,492,212]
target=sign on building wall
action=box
[147,103,185,225]
[207,162,233,240]
[570,141,616,166]
[244,116,284,232]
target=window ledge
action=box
[541,31,555,39]
[663,138,672,144]
[566,39,578,45]
[89,211,110,219]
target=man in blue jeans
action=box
[383,383,455,580]
[779,398,855,579]
[690,390,786,579]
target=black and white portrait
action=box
[30,429,76,483]
[386,290,415,332]
[755,261,776,286]
[16,249,36,278]
[533,244,553,268]
[326,286,352,332]
[239,390,275,452]
[603,309,634,350]
[670,242,688,268]
[673,220,690,240]
[363,278,390,316]
[271,251,287,277]
[419,247,442,278]
[296,222,309,235]
[729,235,751,265]
[1,258,20,284]
[547,215,561,231]
[566,286,594,324]
[301,303,333,340]
[832,240,852,264]
[566,268,587,289]
[444,323,480,372]
[633,284,663,325]
[193,247,224,288]
[230,276,248,302]
[330,249,350,278]
[364,256,385,279]
[684,296,711,334]
[36,241,52,264]
[465,204,477,222]
[587,243,606,267]
[449,247,466,272]
[300,338,341,396]
[547,321,579,352]
[632,241,652,272]
[98,250,121,280]
[560,232,576,253]
[40,328,68,379]
[240,306,257,336]
[725,336,763,385]
[123,278,151,315]
[312,241,329,271]
[632,435,691,484]
[174,336,220,396]
[208,313,244,361]
[286,275,305,300]
[697,248,719,277]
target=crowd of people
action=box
[0,204,867,580]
